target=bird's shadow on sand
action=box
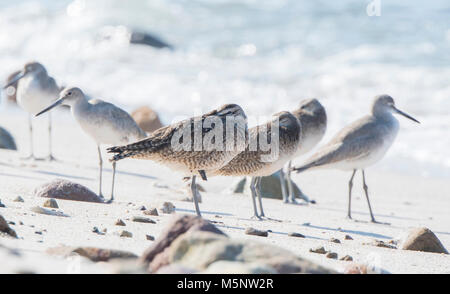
[311,205,420,222]
[175,208,233,217]
[300,223,392,240]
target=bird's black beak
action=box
[36,98,64,117]
[3,71,25,89]
[393,106,420,124]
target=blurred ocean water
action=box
[0,0,449,177]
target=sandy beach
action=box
[0,106,449,274]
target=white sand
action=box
[0,106,449,274]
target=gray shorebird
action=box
[3,62,60,160]
[36,87,146,201]
[213,111,302,219]
[292,95,420,223]
[107,104,248,217]
[279,98,327,204]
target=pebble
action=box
[340,255,353,261]
[244,227,268,237]
[344,235,353,240]
[132,216,156,224]
[146,235,155,241]
[329,237,341,244]
[43,198,59,209]
[120,230,133,238]
[0,200,5,208]
[14,196,24,202]
[138,205,146,211]
[325,252,338,259]
[115,219,126,226]
[364,240,396,249]
[92,227,105,235]
[35,231,43,235]
[288,232,305,238]
[309,246,327,254]
[143,208,158,216]
[160,202,176,214]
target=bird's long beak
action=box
[36,98,64,117]
[3,71,25,89]
[393,106,420,124]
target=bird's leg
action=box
[97,145,103,199]
[199,170,207,181]
[22,115,34,160]
[46,112,55,161]
[255,177,266,217]
[347,169,357,219]
[250,177,261,220]
[362,170,377,223]
[109,161,116,203]
[191,175,202,217]
[279,168,289,203]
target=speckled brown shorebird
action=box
[280,98,327,204]
[292,95,420,223]
[212,111,302,219]
[107,104,248,217]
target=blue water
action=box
[0,0,449,178]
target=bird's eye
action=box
[68,92,72,96]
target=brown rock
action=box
[140,214,226,271]
[325,252,338,259]
[43,198,59,209]
[132,216,156,224]
[400,227,448,254]
[143,208,159,216]
[288,232,305,238]
[34,179,103,203]
[340,255,353,261]
[131,106,163,133]
[309,246,327,254]
[46,246,137,262]
[115,219,126,226]
[245,227,268,237]
[364,240,396,249]
[0,215,17,238]
[329,237,341,244]
[344,235,353,240]
[120,230,133,238]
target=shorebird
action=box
[36,87,146,201]
[292,95,420,222]
[279,98,327,204]
[3,62,60,160]
[107,104,248,217]
[213,111,302,219]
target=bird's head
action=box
[36,87,85,117]
[372,94,420,123]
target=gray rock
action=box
[0,200,5,208]
[288,232,305,238]
[329,237,341,244]
[13,196,24,203]
[132,216,156,224]
[43,198,59,209]
[325,252,338,259]
[245,227,268,237]
[340,255,353,261]
[400,227,448,254]
[30,206,68,217]
[146,235,155,241]
[230,171,306,200]
[0,215,17,238]
[34,179,103,203]
[309,246,327,254]
[120,230,133,238]
[115,219,126,226]
[344,235,353,240]
[0,127,17,150]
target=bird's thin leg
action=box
[362,170,377,223]
[250,177,261,220]
[347,169,357,219]
[23,114,34,160]
[97,145,103,198]
[279,168,289,203]
[256,177,266,217]
[191,175,202,217]
[46,112,55,161]
[109,161,116,203]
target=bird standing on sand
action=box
[292,95,420,223]
[107,104,248,217]
[3,62,60,160]
[279,98,327,204]
[36,87,146,201]
[213,111,302,219]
